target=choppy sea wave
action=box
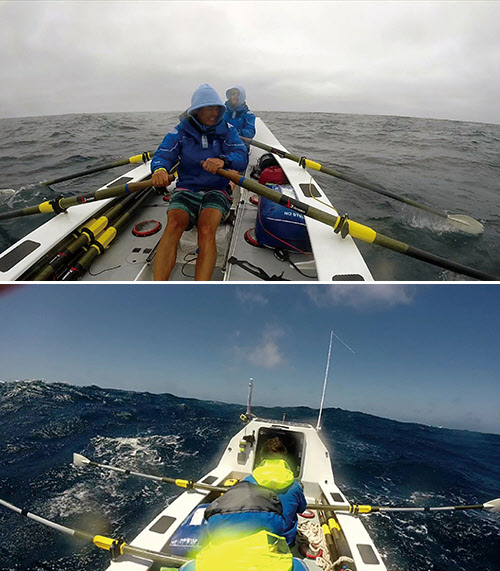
[0,380,499,571]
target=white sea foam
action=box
[89,433,198,470]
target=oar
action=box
[306,498,500,514]
[317,508,339,561]
[0,179,154,222]
[73,453,229,493]
[73,454,500,517]
[58,187,156,280]
[32,193,142,281]
[0,151,155,195]
[32,162,179,281]
[217,169,498,281]
[241,137,484,235]
[0,497,187,568]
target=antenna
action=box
[246,378,254,416]
[316,331,334,430]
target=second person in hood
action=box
[224,86,256,139]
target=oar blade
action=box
[73,453,90,466]
[484,498,500,513]
[447,214,484,235]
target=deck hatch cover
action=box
[202,475,217,485]
[330,493,343,502]
[149,515,176,534]
[299,183,321,198]
[332,274,365,281]
[0,240,40,272]
[357,544,380,565]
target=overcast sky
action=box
[1,283,499,435]
[1,1,500,124]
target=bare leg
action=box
[154,209,190,281]
[195,208,223,281]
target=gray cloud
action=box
[1,1,499,123]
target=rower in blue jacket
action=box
[224,86,256,139]
[151,84,248,281]
[243,437,307,545]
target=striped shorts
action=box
[168,188,232,227]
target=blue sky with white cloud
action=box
[0,284,498,434]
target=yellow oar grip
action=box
[354,505,372,514]
[175,479,189,488]
[39,201,55,214]
[322,523,332,536]
[97,227,117,249]
[344,220,377,244]
[328,517,341,531]
[88,216,109,236]
[129,152,152,164]
[93,535,117,551]
[304,159,322,171]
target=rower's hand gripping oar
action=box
[0,151,155,196]
[0,497,187,568]
[217,169,498,281]
[307,498,500,514]
[73,453,229,493]
[242,136,484,235]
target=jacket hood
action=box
[225,85,246,108]
[252,459,295,491]
[187,84,226,129]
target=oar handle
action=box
[216,169,498,281]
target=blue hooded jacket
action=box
[224,85,256,139]
[151,84,248,192]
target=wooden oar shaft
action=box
[217,169,498,281]
[242,137,450,219]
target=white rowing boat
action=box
[0,118,373,282]
[98,412,387,571]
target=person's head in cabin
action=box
[261,437,288,460]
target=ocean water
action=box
[0,111,499,281]
[0,380,499,571]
